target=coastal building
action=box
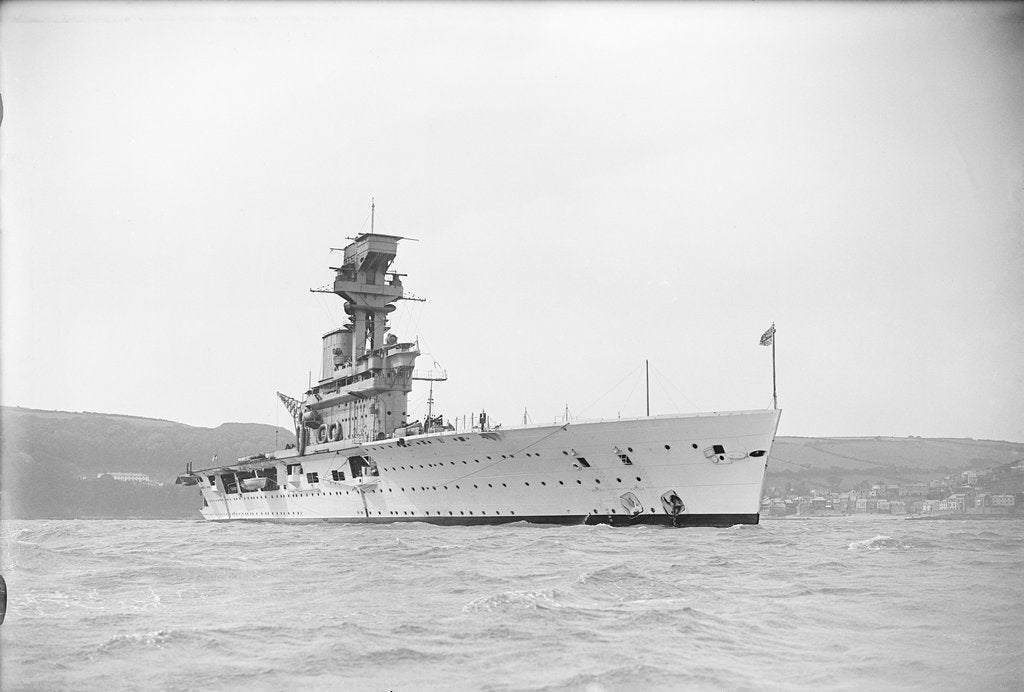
[900,482,928,497]
[938,498,963,512]
[759,463,1023,518]
[97,472,161,486]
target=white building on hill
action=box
[97,472,161,486]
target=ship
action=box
[177,221,781,526]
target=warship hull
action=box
[194,408,780,526]
[177,226,782,527]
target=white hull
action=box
[195,409,781,527]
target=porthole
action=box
[558,481,564,485]
[488,483,493,488]
[627,447,633,453]
[636,476,642,482]
[692,443,698,449]
[595,479,601,484]
[541,481,546,486]
[665,445,671,450]
[576,480,582,484]
[524,482,530,487]
[462,460,467,464]
[616,478,622,483]
[502,483,507,488]
[473,484,478,489]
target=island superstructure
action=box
[177,229,782,526]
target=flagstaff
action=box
[772,323,777,410]
[760,322,777,410]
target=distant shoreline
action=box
[904,513,1023,521]
[762,513,1023,521]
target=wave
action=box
[524,662,692,692]
[5,518,1024,691]
[847,535,909,551]
[573,563,690,604]
[365,646,442,664]
[463,589,563,612]
[97,628,181,652]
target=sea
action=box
[1,517,1021,691]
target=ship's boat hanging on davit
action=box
[177,216,781,526]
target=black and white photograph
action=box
[1,1,1022,689]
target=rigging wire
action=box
[651,373,681,414]
[313,291,342,329]
[575,361,646,418]
[357,207,373,234]
[650,363,702,412]
[620,372,643,417]
[765,454,814,471]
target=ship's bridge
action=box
[298,229,421,444]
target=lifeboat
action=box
[241,477,268,491]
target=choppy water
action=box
[2,517,1022,691]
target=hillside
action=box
[1,407,1020,519]
[766,436,1023,490]
[1,406,294,519]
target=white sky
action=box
[2,2,1022,442]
